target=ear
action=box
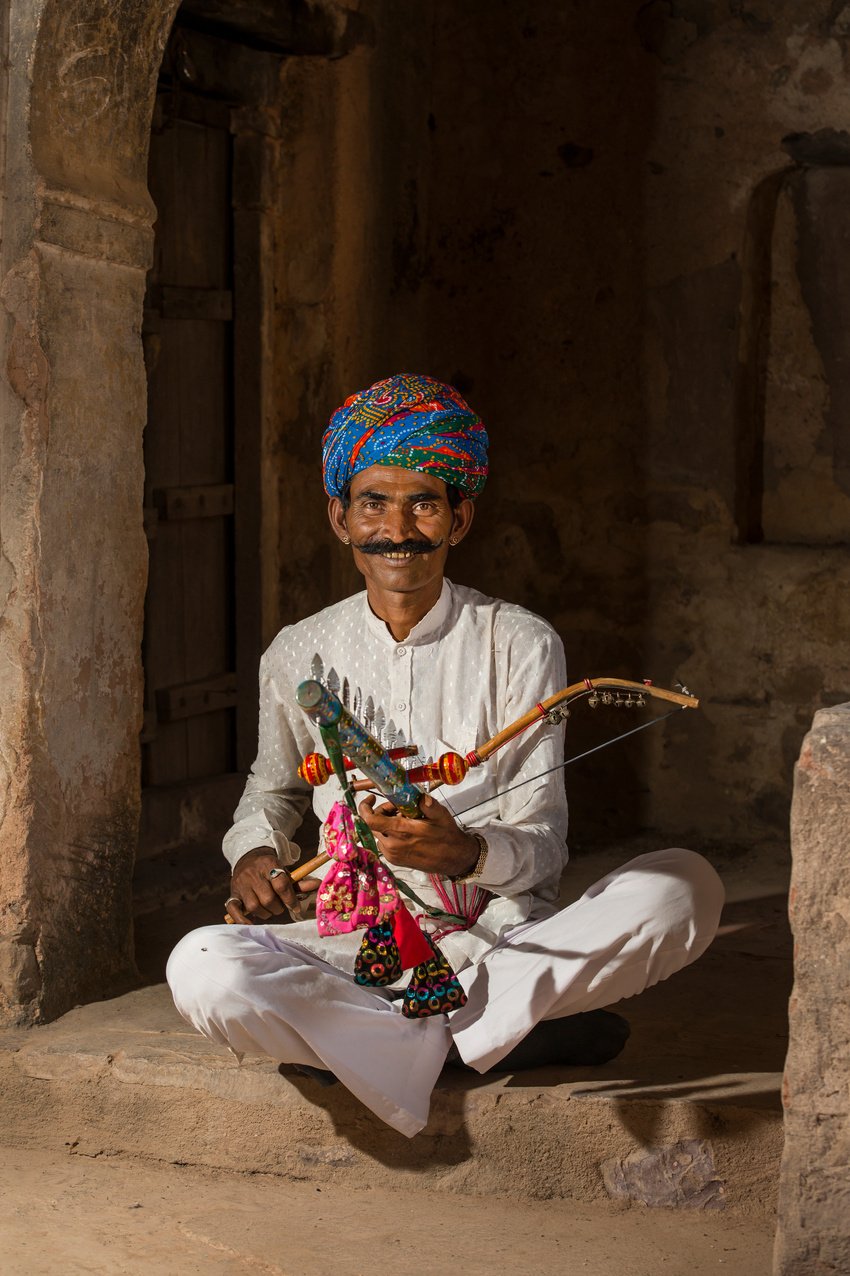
[328,497,350,544]
[449,497,475,546]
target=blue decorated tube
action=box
[296,680,423,816]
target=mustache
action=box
[352,537,444,556]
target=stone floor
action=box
[0,1144,777,1275]
[1,840,791,1230]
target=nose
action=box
[382,501,416,543]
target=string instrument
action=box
[296,679,424,816]
[285,675,699,885]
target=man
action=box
[167,373,724,1138]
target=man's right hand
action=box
[226,848,318,923]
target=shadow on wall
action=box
[418,2,658,842]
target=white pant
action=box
[167,849,724,1137]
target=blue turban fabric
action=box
[322,373,489,500]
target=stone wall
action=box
[283,0,850,849]
[774,705,850,1275]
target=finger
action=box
[371,822,411,847]
[296,876,322,894]
[361,805,408,834]
[225,897,251,924]
[378,842,416,867]
[372,829,420,861]
[358,794,399,822]
[251,880,287,915]
[241,887,273,920]
[416,794,451,823]
[250,867,294,910]
[268,871,297,908]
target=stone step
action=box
[2,846,790,1218]
[1,982,781,1216]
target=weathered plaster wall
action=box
[269,6,435,633]
[283,0,850,850]
[0,0,179,1023]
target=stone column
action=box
[774,704,850,1275]
[0,0,179,1024]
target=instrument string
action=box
[455,706,686,820]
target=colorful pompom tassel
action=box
[354,922,403,987]
[401,936,468,1018]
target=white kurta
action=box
[168,581,725,1136]
[222,578,571,970]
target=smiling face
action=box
[328,464,474,612]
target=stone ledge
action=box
[1,984,781,1216]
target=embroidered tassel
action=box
[316,802,400,936]
[401,936,468,1018]
[354,922,403,987]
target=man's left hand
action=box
[358,793,479,878]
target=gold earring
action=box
[450,535,459,546]
[342,535,351,545]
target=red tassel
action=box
[391,904,433,969]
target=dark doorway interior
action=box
[135,18,265,939]
[143,85,238,793]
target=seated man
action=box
[167,373,724,1138]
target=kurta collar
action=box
[363,578,453,646]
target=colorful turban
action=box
[322,373,489,500]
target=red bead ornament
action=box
[407,751,469,786]
[298,752,332,786]
[437,751,468,785]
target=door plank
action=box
[157,672,238,722]
[155,484,234,520]
[160,286,233,321]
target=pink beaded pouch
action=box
[316,801,399,936]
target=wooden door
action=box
[140,79,246,864]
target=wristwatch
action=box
[451,831,488,883]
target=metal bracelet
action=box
[451,831,488,883]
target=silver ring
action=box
[268,867,287,880]
[225,896,243,907]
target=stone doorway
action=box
[135,18,268,917]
